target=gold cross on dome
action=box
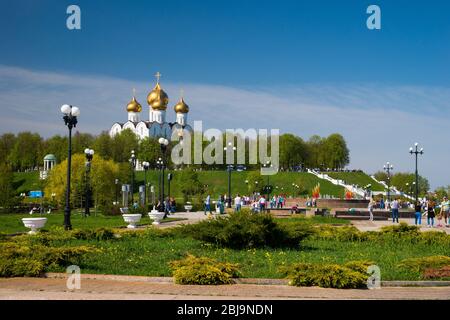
[155,72,162,84]
[132,88,136,97]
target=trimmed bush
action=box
[0,236,100,277]
[169,255,240,285]
[178,210,313,249]
[71,228,115,241]
[423,266,450,279]
[280,261,372,289]
[397,256,450,273]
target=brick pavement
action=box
[0,277,449,300]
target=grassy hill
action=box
[14,170,346,200]
[134,170,346,199]
[324,171,385,191]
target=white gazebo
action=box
[40,154,57,179]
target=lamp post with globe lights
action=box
[60,104,80,230]
[223,142,237,208]
[158,137,169,212]
[142,161,150,207]
[383,162,394,202]
[409,143,424,202]
[129,150,137,205]
[84,148,94,217]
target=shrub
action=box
[380,222,419,233]
[0,258,45,277]
[397,256,450,273]
[0,237,100,277]
[280,261,371,289]
[312,225,368,242]
[71,228,116,241]
[178,210,313,249]
[169,254,240,285]
[423,266,450,279]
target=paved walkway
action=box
[0,277,449,300]
[351,218,450,234]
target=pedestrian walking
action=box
[439,196,449,227]
[391,198,399,223]
[414,201,422,225]
[234,194,242,212]
[427,200,436,227]
[204,194,212,215]
[368,197,375,221]
[259,196,266,212]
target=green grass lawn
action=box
[325,172,385,191]
[45,227,449,281]
[2,213,449,281]
[0,212,184,234]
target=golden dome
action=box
[174,98,189,113]
[126,96,142,113]
[147,83,169,110]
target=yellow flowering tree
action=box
[44,154,121,213]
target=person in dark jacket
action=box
[414,201,422,225]
[427,200,436,227]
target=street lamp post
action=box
[142,161,150,207]
[224,142,237,208]
[383,161,394,202]
[61,104,80,230]
[84,148,94,217]
[158,137,169,212]
[409,143,424,202]
[129,150,137,205]
[115,179,119,205]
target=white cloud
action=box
[0,65,449,189]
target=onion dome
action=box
[147,83,169,110]
[173,97,189,113]
[126,96,142,113]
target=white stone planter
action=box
[122,214,142,229]
[184,203,193,212]
[148,210,165,225]
[22,217,47,234]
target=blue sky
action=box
[0,0,449,188]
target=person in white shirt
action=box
[391,198,399,223]
[234,194,242,212]
[258,196,266,213]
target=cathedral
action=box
[109,72,193,140]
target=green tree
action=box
[138,137,165,168]
[320,133,350,169]
[111,129,139,163]
[7,132,43,171]
[0,133,16,165]
[72,132,95,155]
[305,135,324,168]
[178,169,205,203]
[434,186,449,200]
[42,135,68,163]
[391,172,430,196]
[245,171,264,194]
[92,131,113,160]
[0,164,18,212]
[44,154,121,212]
[279,134,308,170]
[373,171,388,182]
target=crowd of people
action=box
[367,196,450,228]
[203,193,292,215]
